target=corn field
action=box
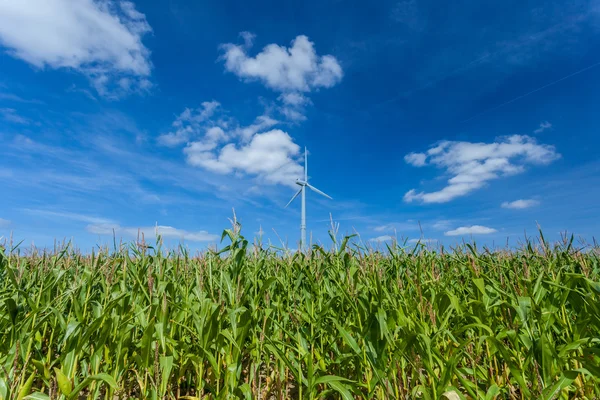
[1,227,599,399]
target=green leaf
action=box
[24,394,51,400]
[326,380,355,400]
[69,373,118,399]
[516,296,532,325]
[338,234,357,255]
[442,388,466,400]
[159,356,174,396]
[5,298,18,325]
[335,323,361,355]
[0,376,8,400]
[17,373,36,400]
[542,370,578,400]
[473,278,486,296]
[313,375,352,386]
[54,368,72,396]
[237,383,252,400]
[484,384,500,400]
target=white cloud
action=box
[0,218,11,228]
[369,235,394,243]
[157,101,221,147]
[239,31,256,48]
[404,135,560,203]
[374,224,393,232]
[444,225,497,236]
[0,0,152,97]
[278,92,312,122]
[162,101,302,186]
[279,107,307,122]
[501,199,540,209]
[534,121,552,134]
[221,34,343,122]
[404,152,427,167]
[23,208,218,242]
[234,115,278,141]
[87,223,218,242]
[22,208,113,224]
[0,108,29,124]
[373,221,420,232]
[221,34,343,92]
[408,238,437,244]
[0,92,43,104]
[185,129,303,186]
[432,220,452,230]
[280,92,311,106]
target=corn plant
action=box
[0,228,599,399]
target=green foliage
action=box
[0,230,599,399]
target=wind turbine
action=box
[285,147,332,250]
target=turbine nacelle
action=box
[295,179,307,186]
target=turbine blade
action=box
[307,184,332,200]
[285,189,302,208]
[304,147,308,182]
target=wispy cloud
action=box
[0,92,43,104]
[1,107,29,124]
[501,199,540,209]
[534,121,552,134]
[373,224,393,232]
[22,209,114,225]
[369,235,394,243]
[431,220,453,231]
[87,223,218,242]
[445,225,497,236]
[3,109,291,216]
[373,221,420,232]
[391,0,424,31]
[404,135,560,203]
[0,0,153,97]
[408,238,437,244]
[66,85,98,101]
[21,208,218,243]
[278,92,311,122]
[157,101,221,147]
[0,218,11,228]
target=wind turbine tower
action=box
[285,148,332,249]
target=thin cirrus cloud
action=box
[404,135,560,203]
[368,235,394,243]
[21,209,217,242]
[0,108,29,124]
[0,218,11,228]
[534,121,552,134]
[501,199,540,209]
[220,34,343,121]
[444,225,497,236]
[159,100,303,187]
[87,223,218,242]
[408,238,437,244]
[373,221,420,232]
[0,0,153,97]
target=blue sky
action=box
[1,0,599,251]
